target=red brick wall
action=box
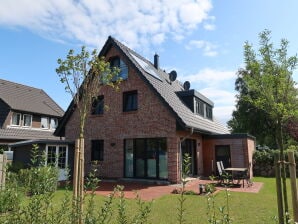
[64,45,179,182]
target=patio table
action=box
[224,168,248,187]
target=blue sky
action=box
[0,0,297,125]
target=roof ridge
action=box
[0,78,43,92]
[109,37,156,69]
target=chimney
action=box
[154,53,159,70]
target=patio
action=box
[93,178,263,201]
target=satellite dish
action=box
[169,70,177,82]
[183,81,190,90]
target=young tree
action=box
[238,30,298,223]
[56,46,120,224]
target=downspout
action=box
[179,127,194,182]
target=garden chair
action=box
[217,161,233,185]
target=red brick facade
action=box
[64,45,181,182]
[63,43,255,183]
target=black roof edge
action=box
[9,139,75,148]
[54,100,75,136]
[203,133,256,140]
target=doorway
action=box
[215,145,231,171]
[181,139,197,176]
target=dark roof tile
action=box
[0,79,64,117]
[0,128,60,140]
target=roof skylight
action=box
[129,52,162,81]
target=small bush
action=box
[253,148,298,177]
[0,173,22,214]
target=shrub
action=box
[0,173,22,214]
[253,148,298,177]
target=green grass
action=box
[2,177,292,223]
[56,177,286,223]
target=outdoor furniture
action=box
[224,167,249,187]
[216,161,233,185]
[220,161,225,171]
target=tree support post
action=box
[275,153,284,224]
[288,151,298,222]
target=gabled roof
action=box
[55,36,229,136]
[0,79,64,117]
[107,37,229,134]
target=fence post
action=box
[275,153,284,224]
[287,151,298,222]
[0,154,7,190]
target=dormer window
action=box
[50,118,58,129]
[110,57,128,80]
[23,114,32,127]
[195,99,204,116]
[206,105,213,120]
[41,117,49,129]
[11,112,21,126]
[177,89,213,120]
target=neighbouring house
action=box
[54,36,255,183]
[0,79,74,180]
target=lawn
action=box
[1,177,291,223]
[52,177,284,223]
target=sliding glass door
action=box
[124,138,167,180]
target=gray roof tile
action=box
[0,79,64,117]
[0,128,60,140]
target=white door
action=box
[46,145,69,181]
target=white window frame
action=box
[23,114,32,127]
[41,117,49,129]
[45,145,69,168]
[11,112,21,126]
[50,118,58,130]
[45,145,69,181]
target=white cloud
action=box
[181,68,236,84]
[203,16,216,30]
[214,105,235,124]
[203,23,215,31]
[186,40,218,56]
[0,0,213,49]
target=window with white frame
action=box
[46,145,68,168]
[23,114,32,127]
[41,117,49,129]
[50,118,58,129]
[11,112,21,126]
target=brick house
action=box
[0,79,65,145]
[55,36,255,183]
[0,79,74,181]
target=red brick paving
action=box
[93,178,263,201]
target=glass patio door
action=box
[124,138,167,179]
